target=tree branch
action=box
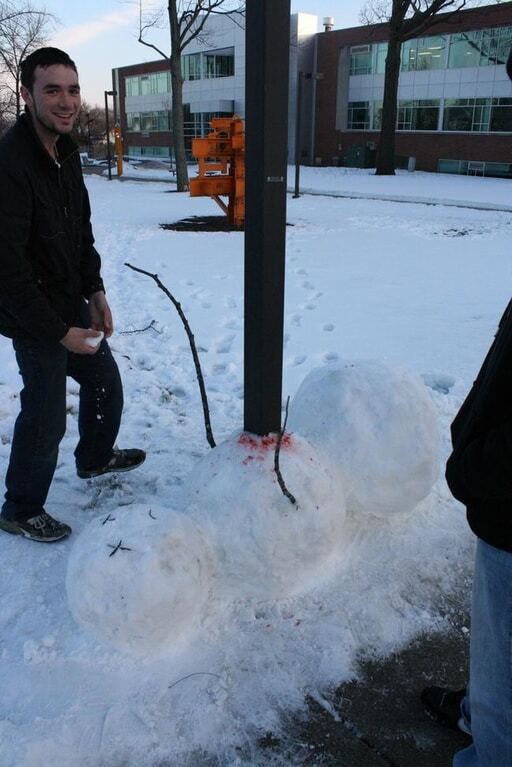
[125,262,216,449]
[274,397,297,507]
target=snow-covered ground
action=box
[1,168,511,766]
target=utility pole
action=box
[244,0,291,436]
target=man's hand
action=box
[88,291,113,338]
[61,327,103,355]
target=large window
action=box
[127,146,171,158]
[397,99,440,130]
[347,101,370,129]
[448,27,512,68]
[125,71,170,96]
[350,45,372,75]
[127,111,171,133]
[182,53,202,81]
[443,98,512,132]
[402,36,447,71]
[182,48,234,81]
[375,43,388,74]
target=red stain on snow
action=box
[238,432,293,451]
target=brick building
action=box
[312,3,512,175]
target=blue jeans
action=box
[2,336,123,522]
[454,538,512,767]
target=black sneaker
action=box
[77,447,146,479]
[0,512,71,542]
[421,687,471,735]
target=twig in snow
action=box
[102,513,116,525]
[107,540,132,557]
[125,262,216,449]
[274,396,297,507]
[168,672,221,692]
[119,319,161,336]
[148,509,156,520]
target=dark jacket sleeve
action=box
[446,419,512,502]
[506,46,512,82]
[0,163,69,342]
[80,178,105,298]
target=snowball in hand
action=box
[84,330,104,348]
[66,505,214,653]
[184,431,347,600]
[288,361,440,518]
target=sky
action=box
[41,1,366,106]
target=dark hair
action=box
[20,47,77,91]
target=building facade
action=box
[112,13,317,162]
[313,3,512,174]
[113,4,512,175]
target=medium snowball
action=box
[288,361,439,517]
[184,431,347,600]
[66,505,214,653]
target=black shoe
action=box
[0,511,71,542]
[77,447,146,479]
[421,686,470,735]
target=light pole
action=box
[104,90,117,181]
[293,72,323,199]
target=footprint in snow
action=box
[215,334,235,354]
[296,268,308,276]
[304,303,316,311]
[290,314,302,327]
[323,323,335,332]
[301,280,315,291]
[290,355,307,367]
[323,351,339,363]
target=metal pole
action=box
[244,0,291,436]
[105,90,112,181]
[293,71,303,199]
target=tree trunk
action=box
[169,2,189,192]
[375,34,402,176]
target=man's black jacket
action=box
[446,300,512,553]
[0,112,104,343]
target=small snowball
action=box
[66,505,215,653]
[184,431,347,600]
[84,330,104,348]
[288,361,440,518]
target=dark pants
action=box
[2,337,123,522]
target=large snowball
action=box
[288,361,439,517]
[184,431,347,600]
[66,505,215,653]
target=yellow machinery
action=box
[189,116,245,229]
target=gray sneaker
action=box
[0,512,71,542]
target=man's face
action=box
[21,63,81,137]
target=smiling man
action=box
[0,48,145,543]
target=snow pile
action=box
[185,431,347,600]
[66,505,215,653]
[289,361,440,517]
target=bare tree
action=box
[138,0,244,192]
[360,0,483,175]
[74,101,113,156]
[0,2,56,121]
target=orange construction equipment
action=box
[114,124,123,177]
[189,116,245,229]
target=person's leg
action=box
[453,539,512,767]
[1,339,67,522]
[67,338,123,473]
